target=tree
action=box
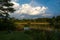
[49,16,60,29]
[55,16,60,28]
[0,0,15,22]
[0,0,15,31]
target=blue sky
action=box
[36,0,60,16]
[10,0,60,19]
[18,0,60,16]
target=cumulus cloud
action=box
[10,0,49,19]
[10,1,20,10]
[22,4,47,15]
[12,3,47,15]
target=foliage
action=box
[24,30,60,40]
[15,15,60,29]
[0,18,16,31]
[49,16,60,29]
[0,0,15,31]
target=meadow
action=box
[0,30,60,40]
[0,31,32,40]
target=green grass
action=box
[0,31,32,40]
[24,30,60,40]
[0,30,60,40]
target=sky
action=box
[10,0,60,19]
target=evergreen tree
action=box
[0,0,15,31]
[0,0,15,21]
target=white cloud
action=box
[14,4,47,15]
[11,1,20,10]
[11,0,18,2]
[42,13,52,17]
[10,0,49,19]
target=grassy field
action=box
[0,31,32,40]
[0,30,60,40]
